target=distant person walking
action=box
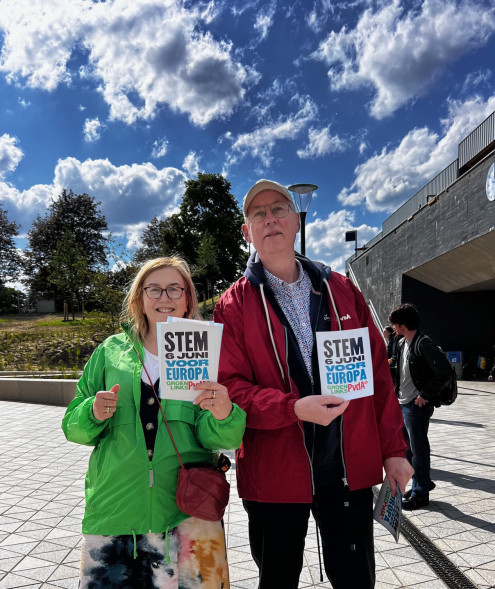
[62,256,246,588]
[383,325,395,359]
[388,303,451,510]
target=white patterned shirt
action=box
[264,261,313,374]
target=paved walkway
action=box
[0,381,494,588]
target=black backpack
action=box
[414,335,458,406]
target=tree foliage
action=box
[49,231,91,318]
[0,286,24,314]
[134,173,246,297]
[178,173,247,296]
[91,264,138,327]
[133,216,182,264]
[0,205,22,286]
[24,189,109,304]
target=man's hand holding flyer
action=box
[373,479,403,542]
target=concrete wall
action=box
[0,378,78,407]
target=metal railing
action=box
[459,110,495,169]
[346,264,384,334]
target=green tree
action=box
[136,173,246,297]
[0,205,22,286]
[0,286,24,314]
[48,231,91,320]
[91,264,138,328]
[133,216,182,264]
[179,173,247,296]
[24,189,109,306]
[194,231,220,300]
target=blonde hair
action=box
[122,256,201,341]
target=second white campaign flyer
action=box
[157,318,223,401]
[316,327,374,400]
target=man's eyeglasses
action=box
[143,286,185,300]
[246,202,295,224]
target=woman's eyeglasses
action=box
[143,286,185,300]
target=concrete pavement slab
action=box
[0,380,493,587]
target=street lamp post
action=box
[288,183,318,256]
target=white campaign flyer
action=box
[373,479,402,542]
[157,318,223,401]
[316,327,374,400]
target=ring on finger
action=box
[106,406,110,414]
[211,399,214,407]
[211,391,216,399]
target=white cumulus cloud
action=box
[53,157,187,225]
[151,138,169,159]
[182,151,201,178]
[305,208,379,274]
[338,94,495,211]
[297,126,348,159]
[224,96,318,168]
[0,155,187,233]
[0,134,23,178]
[312,0,495,118]
[0,0,83,90]
[0,0,259,126]
[121,221,150,249]
[83,118,104,143]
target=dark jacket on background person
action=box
[214,252,407,503]
[395,331,451,406]
[386,334,395,360]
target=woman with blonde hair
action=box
[62,256,245,588]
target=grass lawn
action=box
[0,296,219,374]
[0,312,118,373]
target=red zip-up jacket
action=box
[214,258,406,502]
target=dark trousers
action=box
[401,400,434,499]
[243,485,375,589]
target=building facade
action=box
[348,112,495,369]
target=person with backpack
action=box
[388,303,451,510]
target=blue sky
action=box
[1,0,495,276]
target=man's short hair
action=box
[243,179,295,218]
[388,303,420,330]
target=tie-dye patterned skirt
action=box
[79,517,229,588]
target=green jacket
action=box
[61,328,246,536]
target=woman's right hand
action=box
[92,384,120,421]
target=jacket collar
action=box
[244,251,331,290]
[120,321,144,355]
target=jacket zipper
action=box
[318,280,348,488]
[308,371,316,496]
[340,417,348,487]
[285,325,315,495]
[148,462,154,533]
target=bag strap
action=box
[414,334,427,357]
[131,342,185,469]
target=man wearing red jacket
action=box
[214,179,412,589]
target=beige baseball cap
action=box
[243,179,295,217]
